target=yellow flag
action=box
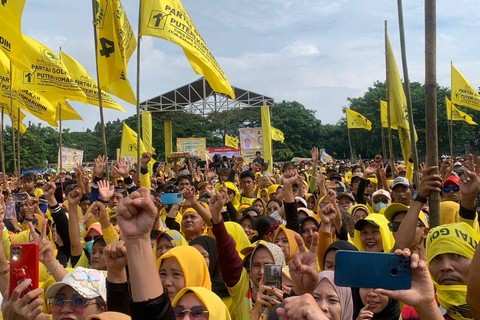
[42,93,83,122]
[11,36,87,103]
[271,127,285,143]
[451,64,480,111]
[60,50,125,112]
[225,134,239,149]
[386,34,416,173]
[4,104,27,134]
[141,111,155,153]
[446,97,477,125]
[140,0,235,99]
[94,0,136,105]
[164,120,173,160]
[261,106,273,171]
[0,0,29,70]
[379,100,398,129]
[346,108,372,131]
[120,122,148,161]
[0,51,57,126]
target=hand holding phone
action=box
[160,193,183,205]
[263,264,282,289]
[9,243,39,298]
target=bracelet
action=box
[48,262,60,275]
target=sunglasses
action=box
[388,220,424,232]
[84,235,103,242]
[49,294,97,314]
[443,185,459,193]
[174,306,209,319]
[373,198,389,204]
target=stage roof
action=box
[140,77,274,115]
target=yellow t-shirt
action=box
[227,268,252,320]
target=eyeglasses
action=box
[388,220,424,232]
[174,306,209,319]
[84,235,103,242]
[443,185,459,193]
[373,198,389,204]
[49,294,97,314]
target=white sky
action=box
[16,0,480,131]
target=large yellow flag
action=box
[0,51,57,126]
[120,122,148,161]
[141,111,156,153]
[94,0,136,105]
[446,97,477,125]
[0,0,29,70]
[225,134,239,149]
[11,36,87,103]
[380,100,398,129]
[60,50,125,112]
[140,0,235,99]
[451,64,480,111]
[345,108,372,131]
[4,104,27,134]
[261,106,273,171]
[271,127,285,143]
[386,34,416,168]
[42,93,83,122]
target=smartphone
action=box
[5,202,16,220]
[263,264,282,289]
[9,243,39,298]
[334,250,411,290]
[12,193,28,202]
[160,193,184,205]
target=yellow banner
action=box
[451,64,480,111]
[60,50,125,112]
[4,104,27,134]
[386,34,416,174]
[120,122,148,164]
[346,108,372,131]
[0,51,57,126]
[446,97,477,125]
[11,36,87,103]
[225,134,239,149]
[0,0,29,70]
[95,0,136,105]
[261,106,273,171]
[176,138,207,161]
[164,120,173,159]
[140,0,235,99]
[271,127,285,143]
[142,111,155,153]
[380,100,397,129]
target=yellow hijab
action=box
[353,214,394,253]
[172,286,231,320]
[272,225,300,262]
[225,221,251,259]
[157,246,211,290]
[224,182,240,208]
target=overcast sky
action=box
[16,0,480,131]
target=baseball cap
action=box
[354,218,379,231]
[329,172,342,182]
[295,196,308,208]
[384,203,409,222]
[372,189,391,201]
[45,267,107,301]
[336,192,355,203]
[443,175,459,187]
[392,177,410,189]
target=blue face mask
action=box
[374,202,388,212]
[85,240,94,254]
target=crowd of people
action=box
[0,147,479,320]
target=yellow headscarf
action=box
[223,182,240,208]
[172,287,231,320]
[157,246,211,290]
[273,225,300,262]
[224,221,251,259]
[267,184,281,199]
[439,200,459,225]
[348,204,371,216]
[353,214,394,253]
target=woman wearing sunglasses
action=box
[172,286,231,320]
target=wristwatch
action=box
[411,191,427,204]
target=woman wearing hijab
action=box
[314,270,353,320]
[352,214,394,253]
[157,245,211,302]
[172,286,231,320]
[272,225,300,263]
[322,240,358,271]
[189,236,230,300]
[155,229,187,259]
[353,288,400,320]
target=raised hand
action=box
[104,240,128,273]
[66,188,82,206]
[114,157,130,178]
[140,153,152,169]
[98,180,114,202]
[311,147,319,163]
[93,155,107,178]
[418,166,442,198]
[459,154,480,207]
[90,201,109,224]
[180,185,197,208]
[209,189,227,224]
[363,162,378,178]
[289,232,319,295]
[116,187,157,239]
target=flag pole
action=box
[397,0,420,188]
[9,62,17,174]
[91,0,109,175]
[425,0,439,227]
[380,100,387,160]
[0,106,5,174]
[17,107,21,174]
[59,103,63,173]
[136,0,143,179]
[385,21,395,175]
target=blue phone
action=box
[160,193,183,205]
[334,250,411,290]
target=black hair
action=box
[20,172,37,183]
[240,170,255,181]
[177,174,192,185]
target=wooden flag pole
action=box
[9,62,17,174]
[91,0,109,176]
[425,0,440,227]
[0,107,5,174]
[59,103,63,173]
[397,0,420,188]
[385,21,395,176]
[347,127,354,162]
[136,0,143,179]
[16,107,20,174]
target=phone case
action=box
[263,264,282,289]
[9,243,39,298]
[160,193,183,205]
[334,250,411,290]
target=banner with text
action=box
[239,128,263,162]
[176,138,207,160]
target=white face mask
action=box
[374,202,388,212]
